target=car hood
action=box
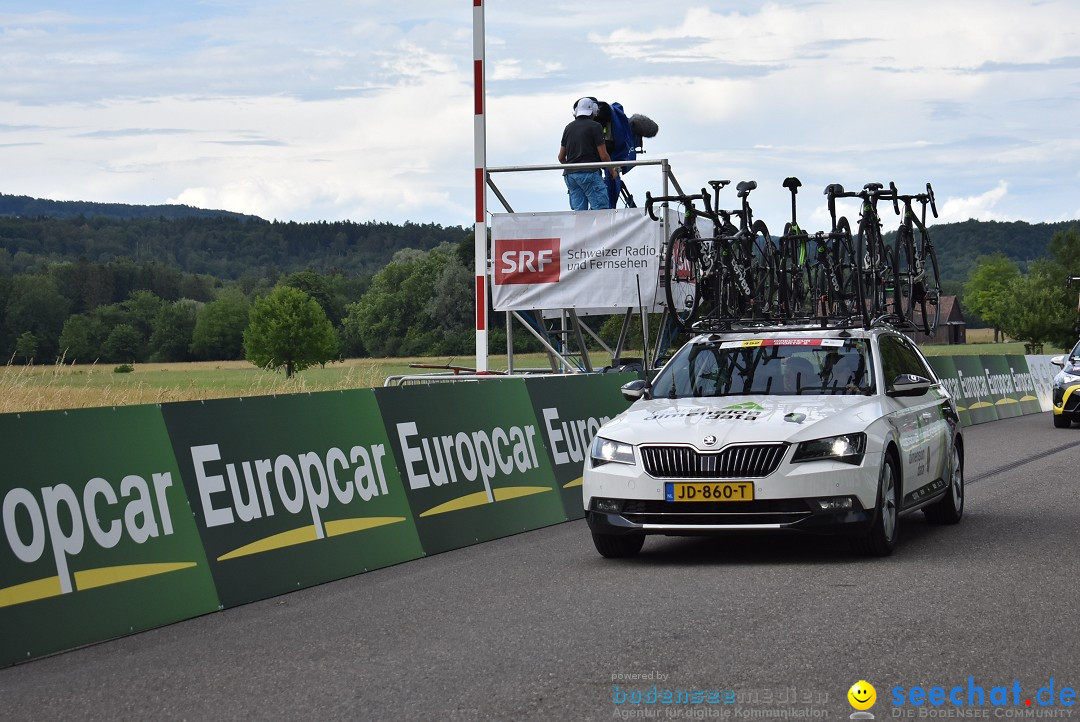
[600,394,886,448]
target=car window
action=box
[878,335,933,388]
[650,338,873,398]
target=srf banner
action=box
[0,406,219,666]
[161,391,423,608]
[490,208,664,311]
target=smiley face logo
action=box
[848,680,876,710]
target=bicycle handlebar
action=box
[644,189,708,222]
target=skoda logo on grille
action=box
[703,435,717,446]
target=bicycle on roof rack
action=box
[890,182,942,336]
[646,180,775,332]
[824,182,901,326]
[776,177,814,319]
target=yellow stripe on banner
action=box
[419,486,555,517]
[0,576,63,608]
[419,490,491,517]
[1021,395,1038,402]
[563,477,584,489]
[325,517,406,537]
[995,398,1018,406]
[218,526,319,561]
[75,562,197,591]
[969,402,993,408]
[493,486,552,501]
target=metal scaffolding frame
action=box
[483,158,688,375]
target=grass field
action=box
[0,328,1061,414]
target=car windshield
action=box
[650,338,874,398]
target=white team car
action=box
[583,324,964,557]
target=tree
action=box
[101,324,142,363]
[342,244,467,357]
[15,331,37,363]
[997,271,1071,350]
[244,286,338,378]
[190,289,250,360]
[3,274,70,361]
[149,300,198,362]
[59,314,98,363]
[963,254,1020,342]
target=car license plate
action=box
[665,481,754,502]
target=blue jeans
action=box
[564,171,610,210]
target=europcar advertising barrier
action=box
[374,380,569,555]
[0,356,1058,666]
[0,406,219,666]
[927,354,1051,427]
[523,373,640,520]
[160,392,424,608]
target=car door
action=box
[877,334,950,508]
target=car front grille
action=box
[640,443,788,479]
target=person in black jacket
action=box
[558,97,615,210]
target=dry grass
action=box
[0,354,562,414]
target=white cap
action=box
[573,97,598,117]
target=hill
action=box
[0,199,471,281]
[0,193,261,222]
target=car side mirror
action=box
[888,374,933,398]
[620,379,650,402]
[1051,355,1065,368]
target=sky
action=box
[2,1,1079,233]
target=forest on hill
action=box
[0,192,1076,365]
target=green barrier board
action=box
[523,373,636,520]
[928,356,968,427]
[161,391,423,608]
[950,355,1000,425]
[375,380,567,555]
[0,406,219,666]
[1005,354,1044,416]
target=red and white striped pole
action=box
[472,0,489,372]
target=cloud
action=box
[940,181,1010,223]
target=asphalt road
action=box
[3,412,1079,721]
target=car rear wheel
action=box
[924,440,964,524]
[851,452,898,557]
[591,532,645,559]
[1053,413,1071,428]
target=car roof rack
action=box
[686,312,920,336]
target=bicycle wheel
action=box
[749,220,778,319]
[893,225,916,323]
[779,225,811,318]
[857,217,888,319]
[663,225,703,332]
[834,217,864,319]
[917,239,942,336]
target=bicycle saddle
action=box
[824,183,844,196]
[783,177,802,191]
[864,182,884,192]
[736,180,757,196]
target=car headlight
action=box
[590,435,635,467]
[792,433,866,465]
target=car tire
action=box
[924,440,964,524]
[851,451,899,557]
[1053,413,1071,428]
[591,532,645,559]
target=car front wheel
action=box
[591,532,645,559]
[851,451,899,557]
